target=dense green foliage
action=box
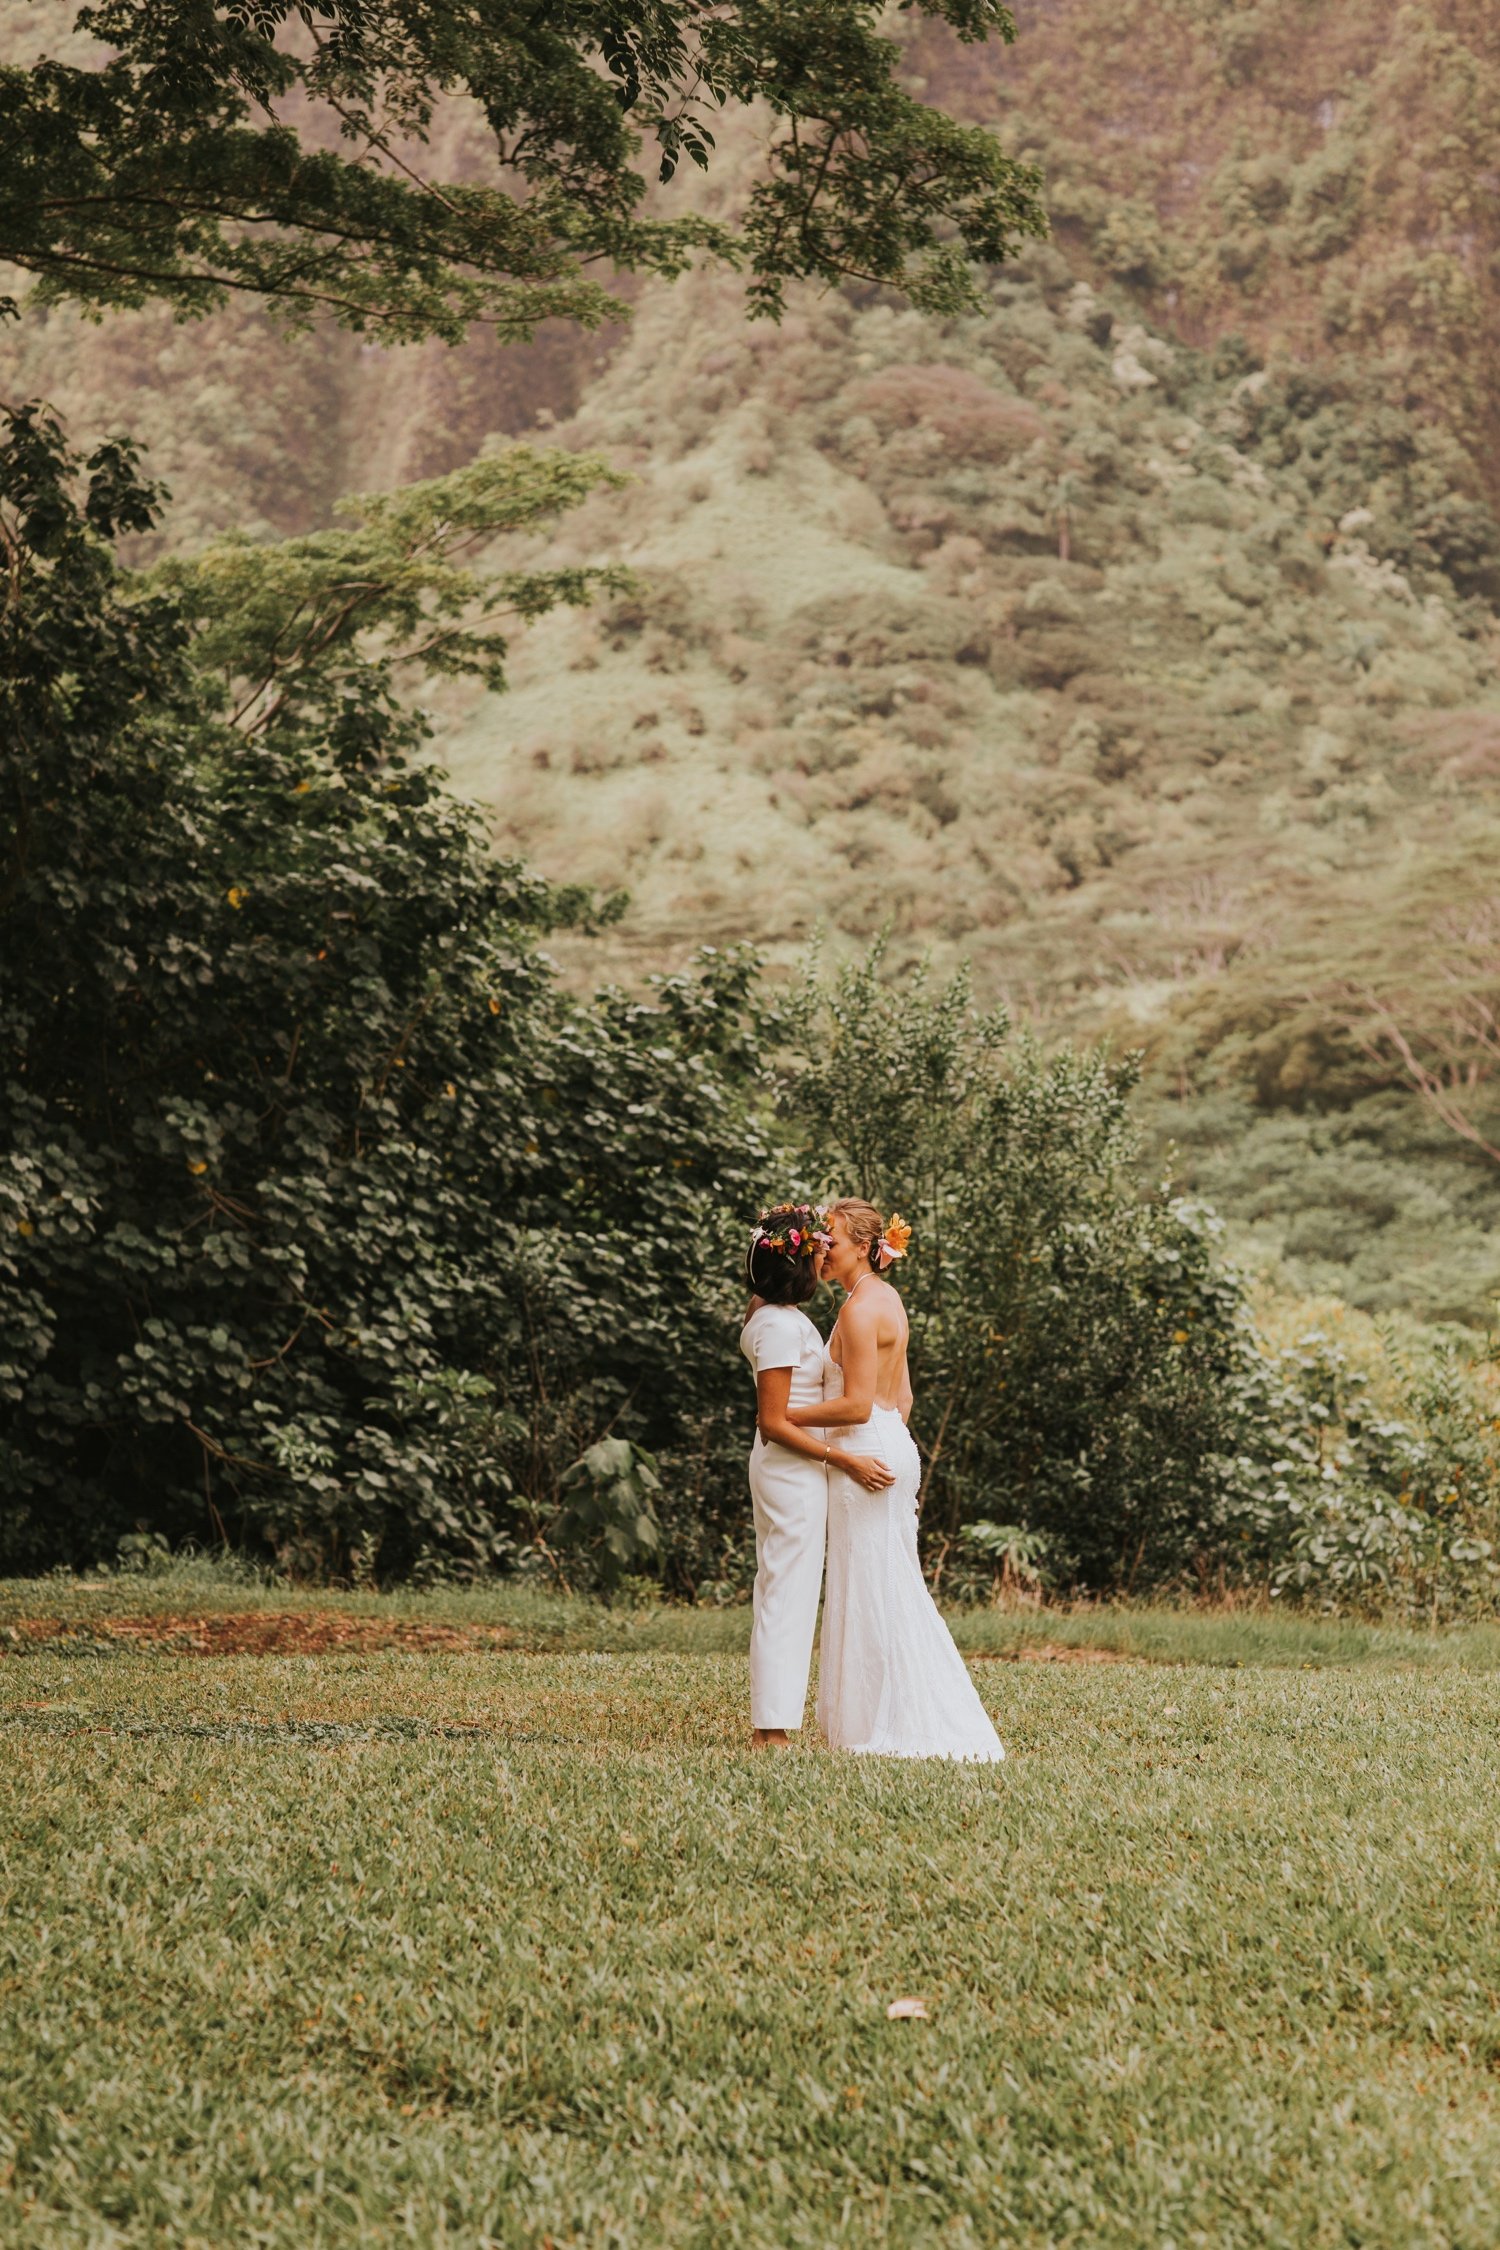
[0,408,774,1579]
[773,952,1500,1614]
[0,0,1044,335]
[772,951,1248,1588]
[4,408,1498,1608]
[5,1619,1500,2245]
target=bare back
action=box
[830,1275,913,1416]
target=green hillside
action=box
[3,0,1497,1321]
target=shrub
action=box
[1217,1325,1500,1619]
[839,365,1048,462]
[767,947,1252,1589]
[769,947,1500,1609]
[0,408,773,1580]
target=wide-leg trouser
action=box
[748,1435,828,1730]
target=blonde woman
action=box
[787,1200,1004,1763]
[740,1204,894,1749]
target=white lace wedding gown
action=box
[817,1350,1005,1763]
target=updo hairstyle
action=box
[826,1198,886,1271]
[745,1202,822,1307]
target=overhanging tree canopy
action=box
[0,0,1046,339]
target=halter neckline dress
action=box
[817,1344,1004,1763]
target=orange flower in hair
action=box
[875,1213,912,1268]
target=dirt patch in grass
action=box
[4,1616,1146,1664]
[3,1613,515,1657]
[973,1640,1137,1666]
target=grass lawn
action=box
[3,1583,1500,2246]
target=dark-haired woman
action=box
[741,1206,895,1749]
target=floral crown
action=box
[749,1202,830,1261]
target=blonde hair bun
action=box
[827,1198,888,1272]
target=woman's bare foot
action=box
[751,1727,790,1750]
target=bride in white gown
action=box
[787,1199,1004,1764]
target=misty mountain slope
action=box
[5,1,1494,537]
[440,250,1498,1006]
[920,0,1500,504]
[430,242,1500,1320]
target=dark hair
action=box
[747,1239,819,1306]
[745,1202,822,1307]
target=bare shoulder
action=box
[839,1279,907,1344]
[840,1284,883,1332]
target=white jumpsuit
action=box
[741,1303,828,1731]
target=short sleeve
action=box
[747,1306,802,1373]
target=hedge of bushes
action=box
[4,408,1497,1612]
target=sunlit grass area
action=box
[4,1588,1500,2245]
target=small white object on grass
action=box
[886,1997,929,2020]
